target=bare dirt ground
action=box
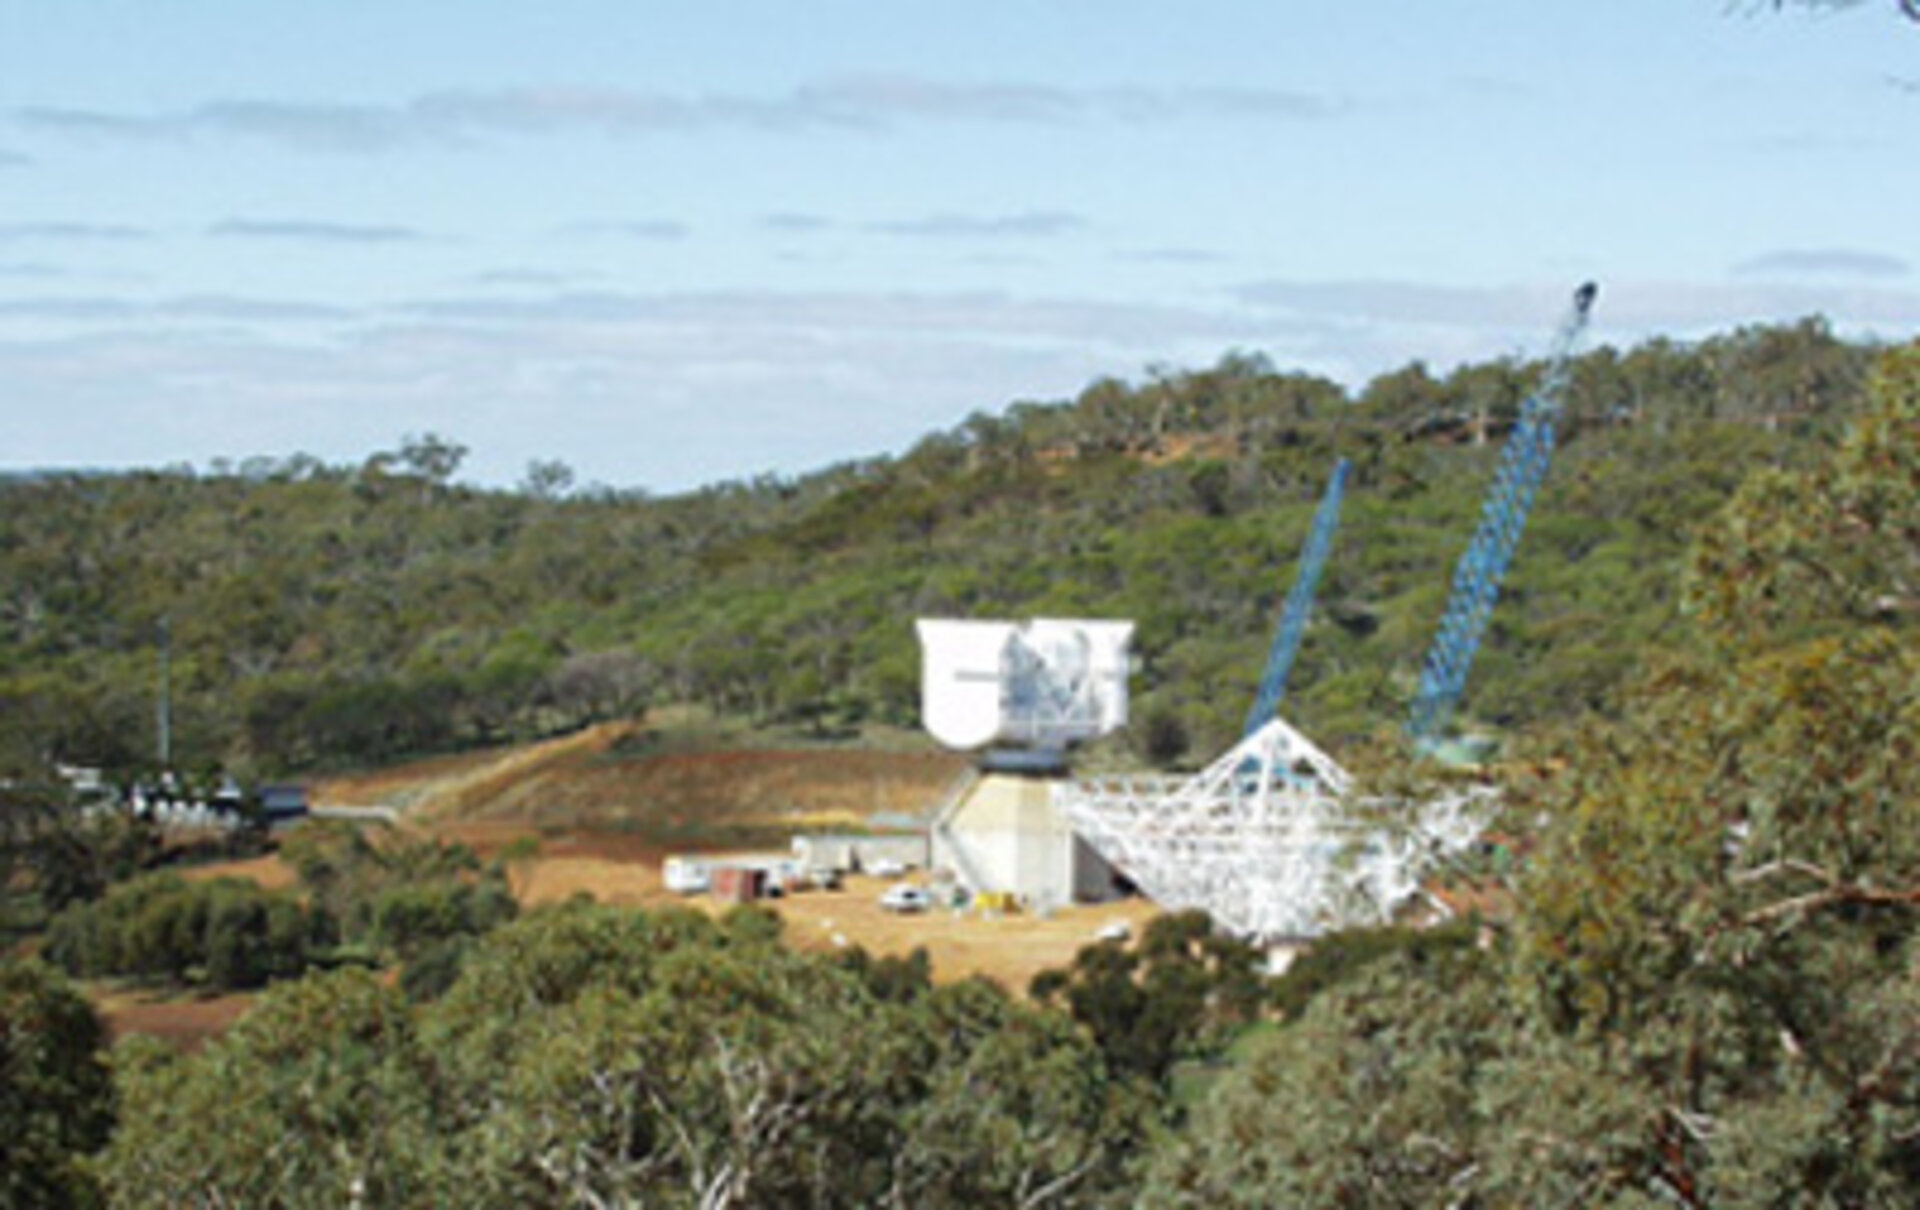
[509,849,664,908]
[311,719,969,841]
[173,852,300,892]
[491,842,1157,990]
[134,722,1150,1047]
[90,984,257,1052]
[753,875,1160,992]
[312,722,632,817]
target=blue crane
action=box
[1244,458,1352,736]
[1407,282,1598,747]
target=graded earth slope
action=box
[312,718,970,849]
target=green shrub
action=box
[0,959,114,1208]
[1267,919,1480,1021]
[366,878,518,959]
[43,872,334,991]
[398,937,469,1003]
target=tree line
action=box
[0,318,1879,784]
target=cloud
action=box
[0,295,354,323]
[26,272,1917,496]
[0,298,137,322]
[14,79,1346,153]
[0,222,151,242]
[16,107,165,139]
[1112,85,1343,122]
[383,289,1283,352]
[558,220,690,241]
[163,295,356,322]
[763,212,832,233]
[468,269,600,287]
[0,262,62,279]
[867,210,1087,239]
[19,100,431,152]
[1120,247,1229,265]
[1607,281,1920,331]
[208,218,430,244]
[0,148,31,168]
[1235,279,1568,329]
[795,76,1078,124]
[1733,248,1910,279]
[793,77,1343,124]
[1233,276,1920,375]
[409,88,754,136]
[0,287,1293,490]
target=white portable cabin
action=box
[664,854,815,896]
[662,856,712,895]
[791,833,929,877]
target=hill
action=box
[312,715,966,847]
[0,316,1877,780]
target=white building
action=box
[916,618,1134,908]
[930,772,1120,909]
[790,832,929,878]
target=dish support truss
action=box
[1055,717,1489,941]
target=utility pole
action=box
[157,616,172,771]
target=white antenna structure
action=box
[1055,717,1490,942]
[917,616,1487,943]
[916,618,1132,752]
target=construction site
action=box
[627,285,1599,956]
[151,283,1606,1003]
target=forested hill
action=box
[0,317,1876,780]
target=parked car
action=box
[878,884,932,913]
[865,857,908,878]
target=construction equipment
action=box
[1407,282,1598,747]
[930,294,1598,943]
[1055,289,1594,942]
[1243,458,1352,737]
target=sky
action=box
[1,2,1916,492]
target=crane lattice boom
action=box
[1407,282,1597,746]
[1244,458,1352,737]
